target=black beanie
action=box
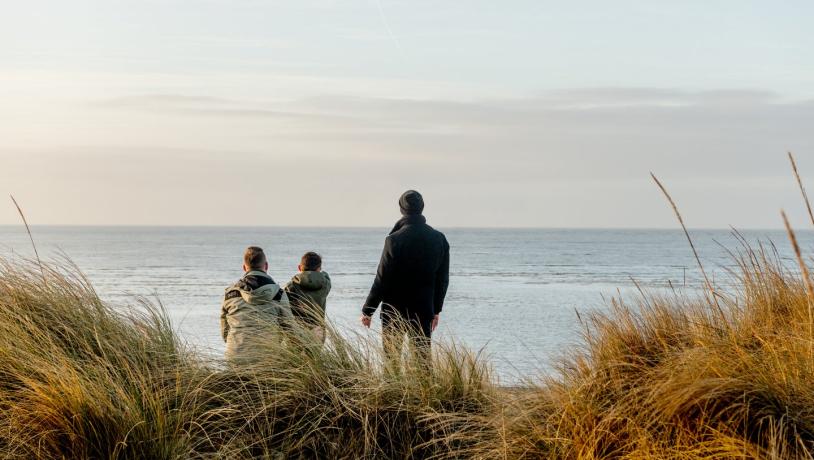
[399,190,424,215]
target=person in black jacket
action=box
[360,190,450,367]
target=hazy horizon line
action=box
[0,224,810,232]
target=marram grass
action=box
[0,245,813,459]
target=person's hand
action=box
[431,314,440,332]
[360,314,372,328]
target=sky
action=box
[1,0,814,228]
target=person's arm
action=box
[322,274,331,316]
[362,237,394,317]
[275,290,296,333]
[279,290,294,320]
[284,284,301,315]
[220,299,230,343]
[433,237,450,315]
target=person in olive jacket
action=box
[284,251,331,344]
[360,190,450,366]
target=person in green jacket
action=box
[221,246,293,362]
[284,252,331,344]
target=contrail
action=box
[375,0,402,52]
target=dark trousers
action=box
[381,306,432,369]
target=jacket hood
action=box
[290,271,329,291]
[238,283,282,304]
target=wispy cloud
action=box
[538,88,780,109]
[91,88,814,148]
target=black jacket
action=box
[363,215,450,319]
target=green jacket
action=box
[284,271,331,327]
[221,271,293,361]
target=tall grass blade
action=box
[782,210,814,354]
[789,152,814,228]
[650,173,722,316]
[9,195,44,282]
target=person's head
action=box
[298,251,322,272]
[399,190,424,216]
[243,246,268,273]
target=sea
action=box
[1,226,812,382]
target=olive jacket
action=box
[285,271,331,327]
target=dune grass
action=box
[1,239,813,459]
[482,246,814,459]
[0,257,496,459]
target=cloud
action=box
[96,94,237,109]
[89,89,814,178]
[99,87,801,123]
[92,94,361,123]
[534,88,780,108]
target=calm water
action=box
[1,226,812,381]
